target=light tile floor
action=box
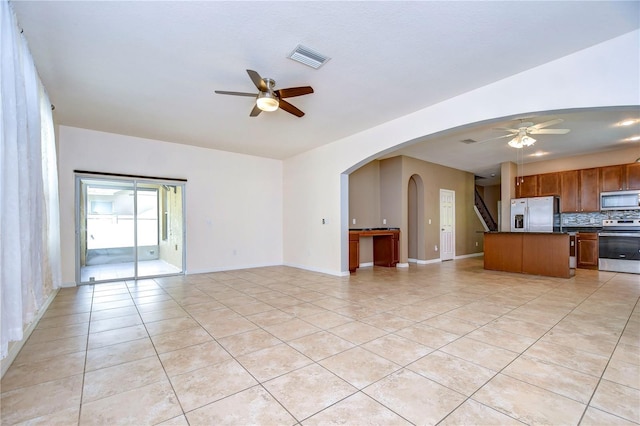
[1,257,639,425]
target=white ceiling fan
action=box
[483,119,571,148]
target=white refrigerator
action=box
[510,196,560,233]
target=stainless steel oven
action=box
[598,219,640,274]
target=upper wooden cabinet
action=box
[515,175,537,198]
[560,170,579,212]
[600,165,624,191]
[515,162,635,211]
[579,168,600,212]
[538,172,561,196]
[625,162,640,190]
[601,163,640,191]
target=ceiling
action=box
[10,1,640,181]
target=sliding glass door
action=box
[76,175,185,284]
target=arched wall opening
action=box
[283,30,638,275]
[407,174,425,262]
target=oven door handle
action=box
[599,232,640,237]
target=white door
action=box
[440,189,455,261]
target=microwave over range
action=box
[600,190,640,211]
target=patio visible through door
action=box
[76,174,185,284]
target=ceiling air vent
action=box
[460,139,478,144]
[288,45,330,69]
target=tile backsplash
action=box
[562,210,640,227]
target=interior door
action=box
[440,189,455,261]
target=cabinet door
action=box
[349,233,359,272]
[576,233,598,269]
[579,168,600,212]
[515,175,537,198]
[600,165,624,192]
[625,163,640,190]
[538,172,560,196]
[560,170,579,212]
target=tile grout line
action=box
[576,290,640,425]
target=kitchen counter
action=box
[484,232,572,278]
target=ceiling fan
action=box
[483,118,571,148]
[215,69,314,117]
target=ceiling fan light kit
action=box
[215,69,313,117]
[479,118,570,149]
[508,133,536,149]
[256,92,279,112]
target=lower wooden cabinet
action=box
[484,232,571,278]
[576,232,598,270]
[349,229,399,273]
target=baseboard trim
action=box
[416,258,441,265]
[455,252,484,259]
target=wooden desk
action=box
[349,229,399,273]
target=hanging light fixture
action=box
[256,91,279,111]
[255,78,279,112]
[508,129,536,149]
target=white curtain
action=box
[1,0,61,359]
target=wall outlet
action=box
[383,219,387,225]
[435,245,438,251]
[352,218,356,225]
[428,219,431,225]
[475,242,478,247]
[322,218,327,224]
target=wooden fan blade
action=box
[279,99,304,117]
[530,118,564,130]
[249,104,262,117]
[247,69,267,91]
[529,128,570,134]
[277,86,314,98]
[215,90,257,97]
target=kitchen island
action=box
[484,232,572,278]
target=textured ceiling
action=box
[10,1,640,178]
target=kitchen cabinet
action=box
[515,175,537,198]
[600,165,624,192]
[576,232,598,270]
[538,172,560,196]
[625,163,640,190]
[349,233,360,273]
[349,229,399,273]
[579,168,600,212]
[560,170,579,212]
[515,162,636,210]
[484,232,570,278]
[601,163,640,191]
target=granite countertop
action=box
[562,226,603,233]
[486,231,569,235]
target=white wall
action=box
[57,126,283,286]
[283,30,640,275]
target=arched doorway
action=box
[407,174,425,262]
